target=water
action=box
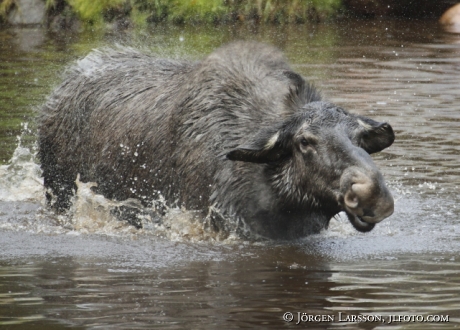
[1,19,460,329]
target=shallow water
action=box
[0,19,459,329]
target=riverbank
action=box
[2,0,342,28]
[0,0,455,29]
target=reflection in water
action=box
[10,28,46,52]
[443,24,460,35]
[0,19,460,328]
[1,252,460,329]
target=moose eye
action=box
[298,135,318,154]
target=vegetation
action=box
[1,0,342,26]
[0,0,14,19]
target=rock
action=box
[7,0,46,25]
[440,3,460,25]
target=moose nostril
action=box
[344,190,359,209]
[340,167,394,226]
[351,181,373,200]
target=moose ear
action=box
[283,71,321,110]
[227,128,289,163]
[357,117,395,154]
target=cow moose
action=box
[38,41,395,239]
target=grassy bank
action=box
[70,0,342,25]
[1,0,343,26]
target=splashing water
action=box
[0,139,236,242]
[66,175,226,241]
[0,140,443,248]
[0,146,43,202]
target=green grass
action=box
[68,0,125,23]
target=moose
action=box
[38,41,395,239]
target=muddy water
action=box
[1,19,460,329]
